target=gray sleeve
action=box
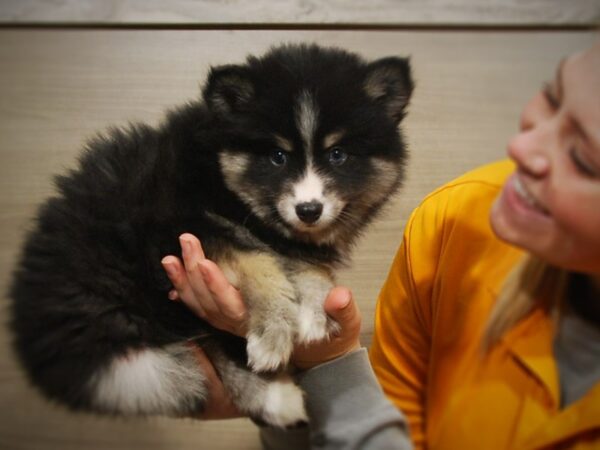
[259,348,412,450]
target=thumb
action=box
[324,287,359,327]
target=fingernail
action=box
[179,236,192,256]
[339,289,352,309]
[162,261,177,278]
[168,290,178,301]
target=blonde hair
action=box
[482,255,569,351]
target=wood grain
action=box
[0,29,594,449]
[0,0,599,26]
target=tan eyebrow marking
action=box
[274,135,293,152]
[323,130,345,149]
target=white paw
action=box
[326,316,341,336]
[262,377,307,427]
[296,305,329,344]
[247,332,293,372]
[296,307,341,344]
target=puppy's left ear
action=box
[364,57,413,124]
[203,64,255,115]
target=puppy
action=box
[10,43,413,427]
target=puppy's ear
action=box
[203,65,255,115]
[364,57,413,124]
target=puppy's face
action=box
[206,45,413,245]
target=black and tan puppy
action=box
[10,43,413,426]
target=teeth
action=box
[513,177,548,214]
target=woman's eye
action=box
[328,147,348,166]
[570,148,599,178]
[270,149,288,167]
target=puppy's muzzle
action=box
[295,201,323,224]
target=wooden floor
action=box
[0,29,594,449]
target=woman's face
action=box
[491,43,600,275]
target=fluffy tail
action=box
[87,343,208,416]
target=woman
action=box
[162,42,600,449]
[370,42,600,449]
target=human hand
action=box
[291,287,362,370]
[161,233,248,336]
[161,234,246,420]
[161,233,362,372]
[188,344,242,419]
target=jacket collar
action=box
[495,299,600,448]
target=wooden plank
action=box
[0,29,594,449]
[0,0,599,27]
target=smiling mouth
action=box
[513,176,550,215]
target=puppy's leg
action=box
[206,345,307,428]
[290,267,340,344]
[225,251,299,372]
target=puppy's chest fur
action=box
[199,212,340,371]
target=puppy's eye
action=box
[270,149,288,167]
[328,147,348,166]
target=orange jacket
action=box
[370,161,600,450]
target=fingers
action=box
[161,233,248,336]
[163,255,225,328]
[161,256,199,309]
[324,287,361,335]
[199,259,247,324]
[179,234,214,314]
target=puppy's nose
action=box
[295,201,323,224]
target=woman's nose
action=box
[507,130,550,177]
[509,92,554,177]
[519,92,549,132]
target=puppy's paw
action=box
[296,306,341,344]
[296,305,329,344]
[260,376,307,428]
[246,328,294,372]
[326,316,341,336]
